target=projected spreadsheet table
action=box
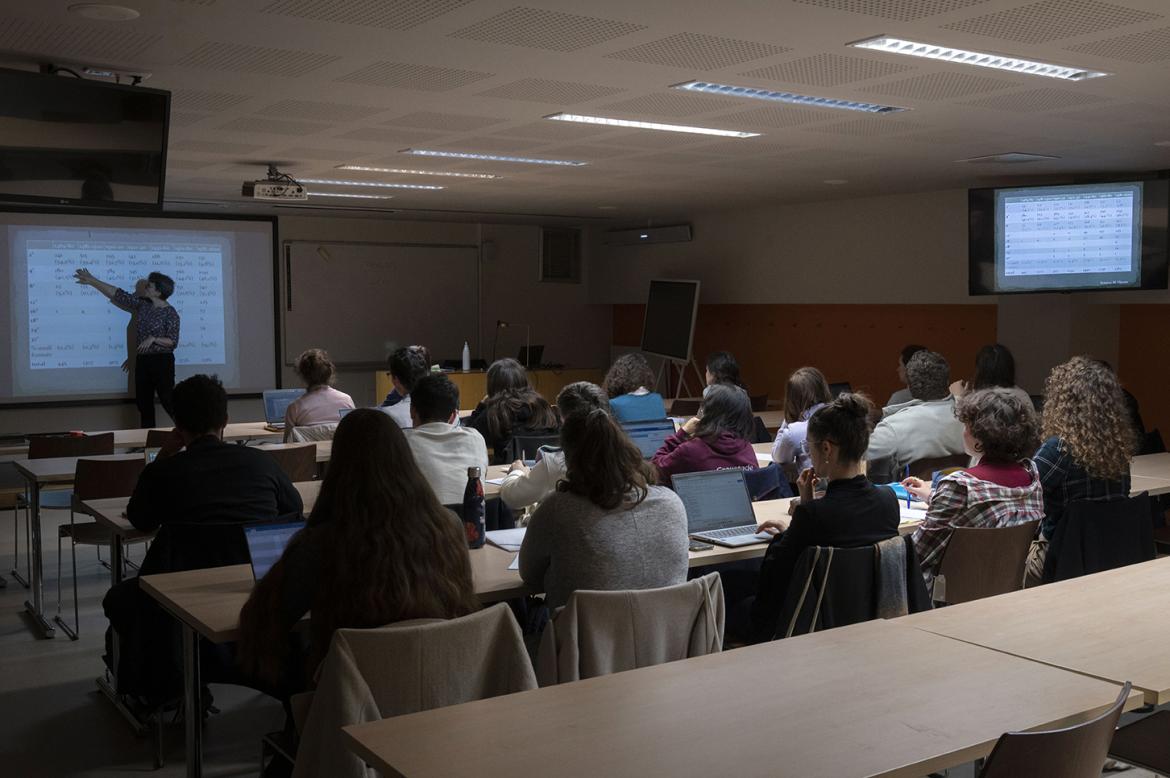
[1003,191,1135,277]
[26,241,227,370]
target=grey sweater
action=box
[519,486,689,610]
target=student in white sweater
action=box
[499,381,609,511]
[405,373,489,506]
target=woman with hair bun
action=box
[283,348,355,441]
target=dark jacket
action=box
[651,430,758,485]
[467,399,558,465]
[128,435,303,575]
[750,475,900,642]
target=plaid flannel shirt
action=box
[912,460,1045,585]
[1034,436,1130,540]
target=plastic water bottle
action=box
[461,341,471,372]
[463,466,485,549]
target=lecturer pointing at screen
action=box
[74,268,180,428]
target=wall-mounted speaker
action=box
[604,224,692,246]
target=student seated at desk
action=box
[740,394,899,643]
[500,381,608,511]
[949,343,1031,408]
[651,384,757,485]
[905,388,1044,591]
[1024,357,1135,585]
[284,348,354,442]
[603,353,666,423]
[467,358,559,465]
[380,345,429,429]
[865,350,965,483]
[704,350,748,395]
[239,409,478,689]
[886,344,926,408]
[103,374,303,704]
[405,374,489,505]
[772,366,833,482]
[519,408,688,611]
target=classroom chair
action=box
[748,393,768,412]
[743,463,791,501]
[277,603,535,778]
[264,444,318,482]
[289,423,338,443]
[1107,709,1170,774]
[906,453,969,482]
[535,574,724,686]
[11,433,115,588]
[506,433,560,462]
[56,456,146,639]
[750,416,772,444]
[930,520,1039,606]
[979,682,1130,778]
[1042,494,1155,584]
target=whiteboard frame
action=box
[640,278,701,364]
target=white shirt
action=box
[499,449,566,510]
[866,397,966,481]
[405,422,490,505]
[381,395,413,429]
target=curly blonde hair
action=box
[1042,356,1135,480]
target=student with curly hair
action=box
[283,348,355,441]
[905,388,1045,590]
[1025,356,1135,583]
[603,353,667,422]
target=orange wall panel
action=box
[1119,304,1170,440]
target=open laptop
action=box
[517,344,544,366]
[621,418,675,460]
[674,469,771,548]
[262,388,305,431]
[244,521,305,580]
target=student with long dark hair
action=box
[238,409,479,688]
[651,383,757,485]
[519,408,688,610]
[467,358,559,464]
[950,343,1030,406]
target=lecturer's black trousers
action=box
[135,352,175,428]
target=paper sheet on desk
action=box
[486,527,527,552]
[508,554,519,571]
[484,477,507,486]
[900,506,928,522]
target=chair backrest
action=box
[144,429,172,449]
[979,682,1131,778]
[750,416,772,444]
[749,393,768,412]
[742,462,792,501]
[264,445,318,482]
[669,398,701,417]
[1043,493,1156,583]
[444,499,515,532]
[934,519,1040,605]
[289,423,338,443]
[28,432,115,460]
[292,603,536,778]
[73,457,146,502]
[506,433,559,462]
[907,453,969,481]
[535,573,725,686]
[1140,428,1166,456]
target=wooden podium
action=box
[374,368,605,409]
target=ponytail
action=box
[560,408,652,509]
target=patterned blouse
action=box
[911,460,1045,588]
[112,289,180,354]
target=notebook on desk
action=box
[244,521,305,580]
[675,469,771,548]
[262,389,305,431]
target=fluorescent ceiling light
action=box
[308,191,394,200]
[299,177,443,191]
[335,165,500,179]
[849,36,1110,81]
[401,148,587,166]
[544,112,760,138]
[672,81,906,113]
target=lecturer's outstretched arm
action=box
[74,268,138,313]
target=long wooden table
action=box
[1131,452,1170,496]
[899,556,1170,705]
[342,619,1138,778]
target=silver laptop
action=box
[674,469,770,548]
[621,418,675,460]
[262,388,305,430]
[244,521,305,580]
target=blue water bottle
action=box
[463,466,485,549]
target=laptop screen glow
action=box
[621,418,675,459]
[673,469,754,533]
[262,389,305,424]
[245,521,304,580]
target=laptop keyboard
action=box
[698,525,762,539]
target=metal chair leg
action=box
[154,709,165,769]
[53,511,79,640]
[11,500,30,588]
[70,533,80,640]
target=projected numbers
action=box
[1003,191,1135,277]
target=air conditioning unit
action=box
[604,224,692,246]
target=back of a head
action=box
[695,383,755,442]
[1042,356,1134,479]
[900,344,927,367]
[957,388,1038,464]
[410,373,460,424]
[784,366,833,423]
[906,350,951,401]
[807,393,875,464]
[603,353,656,398]
[172,374,227,436]
[973,344,1016,390]
[485,357,556,437]
[148,271,175,300]
[388,346,430,393]
[706,351,744,388]
[556,381,610,420]
[296,348,335,388]
[560,408,651,510]
[485,357,529,396]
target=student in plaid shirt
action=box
[905,388,1045,592]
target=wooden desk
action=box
[342,619,1138,778]
[379,368,605,408]
[1131,453,1170,496]
[108,422,279,449]
[899,556,1170,705]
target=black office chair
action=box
[750,416,772,445]
[1042,493,1156,583]
[506,433,560,462]
[743,463,791,502]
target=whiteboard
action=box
[281,240,479,366]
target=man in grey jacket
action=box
[866,350,965,483]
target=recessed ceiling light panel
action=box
[400,149,588,167]
[849,36,1110,81]
[335,165,500,179]
[544,112,760,138]
[298,177,443,190]
[308,192,394,200]
[672,81,907,113]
